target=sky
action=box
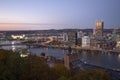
[0,0,120,30]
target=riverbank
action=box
[28,44,120,54]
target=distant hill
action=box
[0,29,113,36]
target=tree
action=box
[57,76,68,80]
[0,50,23,80]
[70,69,111,80]
[53,64,71,78]
[21,55,57,80]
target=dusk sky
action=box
[0,0,120,30]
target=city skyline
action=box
[0,0,120,30]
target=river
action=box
[0,40,120,70]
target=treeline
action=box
[0,50,111,80]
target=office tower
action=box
[75,32,78,45]
[77,31,83,38]
[113,28,120,41]
[113,28,120,49]
[63,33,68,42]
[82,36,90,47]
[95,21,104,37]
[67,32,78,46]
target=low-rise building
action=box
[11,34,25,39]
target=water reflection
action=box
[0,40,23,45]
[12,45,15,52]
[1,45,27,50]
[79,51,120,69]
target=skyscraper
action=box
[75,32,78,45]
[67,31,78,46]
[77,31,83,38]
[63,33,68,42]
[95,21,104,37]
[113,28,120,41]
[82,36,90,47]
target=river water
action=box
[0,41,120,70]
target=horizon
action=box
[0,0,120,30]
[0,27,114,32]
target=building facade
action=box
[95,21,104,37]
[63,33,68,42]
[77,31,83,38]
[64,53,80,69]
[82,36,90,47]
[67,32,78,46]
[113,28,120,49]
[113,28,120,41]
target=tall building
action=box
[77,31,83,38]
[90,37,98,48]
[82,36,90,47]
[63,33,68,42]
[67,32,78,46]
[95,21,104,37]
[113,28,120,41]
[75,32,78,45]
[113,28,120,49]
